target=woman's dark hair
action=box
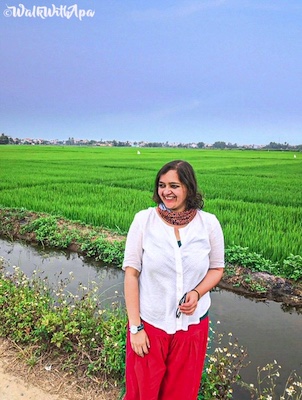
[152,160,204,209]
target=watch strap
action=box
[129,322,144,333]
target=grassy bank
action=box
[1,208,301,284]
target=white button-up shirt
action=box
[123,207,224,334]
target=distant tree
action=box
[0,133,9,144]
[212,141,226,149]
[226,142,238,149]
[269,142,282,149]
[144,142,163,148]
[264,142,289,150]
[197,142,205,149]
[66,137,75,145]
[112,140,129,147]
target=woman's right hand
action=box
[130,330,150,357]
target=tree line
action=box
[1,133,301,150]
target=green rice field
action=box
[0,145,301,263]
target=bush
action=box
[282,254,302,281]
[0,264,127,381]
[80,235,125,266]
[225,245,279,274]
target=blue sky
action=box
[1,0,301,145]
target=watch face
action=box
[130,325,138,334]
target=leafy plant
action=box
[80,235,125,266]
[21,216,79,248]
[282,255,302,281]
[225,245,279,274]
[243,275,268,294]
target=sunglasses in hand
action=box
[176,292,187,318]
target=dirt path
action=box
[0,364,66,400]
[0,340,120,400]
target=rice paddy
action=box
[0,145,301,263]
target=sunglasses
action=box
[176,292,187,318]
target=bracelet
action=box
[192,289,200,301]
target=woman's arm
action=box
[179,268,224,315]
[124,267,150,357]
[194,267,224,298]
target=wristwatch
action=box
[129,323,144,334]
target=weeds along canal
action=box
[0,238,301,400]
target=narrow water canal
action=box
[0,238,301,399]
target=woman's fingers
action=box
[179,295,198,315]
[131,331,150,357]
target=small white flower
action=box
[285,386,295,396]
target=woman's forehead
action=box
[159,170,180,182]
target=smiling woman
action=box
[122,159,225,400]
[157,169,188,212]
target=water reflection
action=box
[0,238,301,400]
[0,239,125,305]
[210,288,302,399]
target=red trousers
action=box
[124,317,209,400]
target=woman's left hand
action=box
[179,290,199,315]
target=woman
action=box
[123,160,224,400]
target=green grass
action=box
[0,145,301,263]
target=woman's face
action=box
[158,169,188,212]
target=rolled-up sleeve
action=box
[122,212,144,272]
[208,216,225,269]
